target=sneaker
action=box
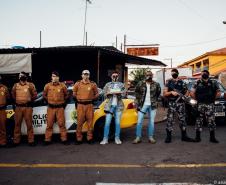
[100,138,108,145]
[148,137,156,144]
[115,138,122,145]
[132,137,141,144]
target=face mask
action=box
[146,76,152,81]
[202,73,209,80]
[172,73,178,79]
[52,76,59,83]
[19,76,27,82]
[112,75,118,82]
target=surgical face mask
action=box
[52,76,59,83]
[172,73,178,79]
[19,76,27,82]
[112,75,118,82]
[202,73,209,80]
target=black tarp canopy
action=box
[0,46,166,90]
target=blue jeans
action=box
[136,105,157,138]
[103,105,122,139]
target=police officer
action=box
[163,68,194,143]
[11,72,37,146]
[133,69,161,144]
[0,75,10,148]
[43,71,69,145]
[190,70,221,143]
[73,70,99,144]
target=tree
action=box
[129,68,148,87]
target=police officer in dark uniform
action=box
[163,68,194,143]
[190,70,221,143]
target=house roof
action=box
[178,47,226,67]
[0,45,166,66]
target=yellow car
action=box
[6,87,138,141]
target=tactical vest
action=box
[46,83,66,105]
[195,80,216,103]
[167,79,186,101]
[0,85,7,106]
[15,83,32,104]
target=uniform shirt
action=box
[73,80,99,102]
[144,83,151,105]
[192,79,220,104]
[165,78,187,101]
[43,82,68,105]
[0,84,9,107]
[12,82,37,104]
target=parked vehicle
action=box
[186,79,226,125]
[5,87,138,141]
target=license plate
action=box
[215,112,225,117]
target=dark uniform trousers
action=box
[76,103,94,141]
[45,107,67,142]
[196,103,215,131]
[166,101,187,132]
[0,109,7,145]
[14,107,34,144]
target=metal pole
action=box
[97,50,100,86]
[116,36,118,49]
[124,34,126,53]
[170,58,172,68]
[83,0,88,45]
[85,31,88,46]
[39,31,42,48]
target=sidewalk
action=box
[144,105,168,123]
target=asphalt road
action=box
[0,120,226,185]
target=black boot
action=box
[181,130,196,142]
[195,130,201,142]
[165,129,172,143]
[210,130,219,143]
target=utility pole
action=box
[39,30,42,48]
[123,34,126,53]
[83,0,91,45]
[115,36,118,49]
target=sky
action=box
[1,0,226,67]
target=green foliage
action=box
[129,68,146,87]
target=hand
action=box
[171,91,179,96]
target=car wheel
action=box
[93,117,115,141]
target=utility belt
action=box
[77,100,93,105]
[16,102,32,107]
[0,105,6,110]
[48,103,65,108]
